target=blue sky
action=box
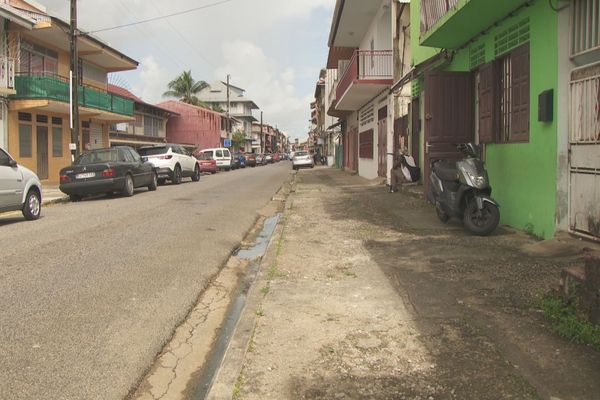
[39,0,336,140]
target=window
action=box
[571,0,600,56]
[216,150,223,157]
[129,149,141,163]
[19,41,58,76]
[52,127,62,157]
[0,149,10,166]
[478,43,530,144]
[359,129,374,159]
[36,114,48,124]
[52,117,63,125]
[18,112,32,122]
[19,124,32,157]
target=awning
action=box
[390,50,451,93]
[327,120,342,130]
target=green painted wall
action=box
[411,0,559,238]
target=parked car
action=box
[0,147,42,220]
[273,153,280,162]
[59,146,157,201]
[231,154,241,170]
[292,151,314,170]
[265,153,274,164]
[195,152,217,174]
[138,144,199,184]
[245,153,257,167]
[256,154,265,165]
[201,148,232,171]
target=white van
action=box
[200,148,232,170]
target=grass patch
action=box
[260,286,270,296]
[232,371,246,400]
[255,307,265,317]
[538,295,600,351]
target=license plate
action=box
[75,172,95,179]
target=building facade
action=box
[156,100,222,151]
[197,81,259,152]
[5,0,137,183]
[108,84,175,148]
[411,0,560,239]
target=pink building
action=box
[156,100,222,150]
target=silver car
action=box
[0,147,42,220]
[292,151,314,170]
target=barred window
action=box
[19,124,32,157]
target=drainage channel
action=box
[190,213,281,400]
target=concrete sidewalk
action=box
[42,184,67,205]
[209,167,600,400]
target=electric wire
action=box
[147,0,216,69]
[83,0,235,35]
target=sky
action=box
[39,0,336,140]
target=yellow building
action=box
[5,0,138,183]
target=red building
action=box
[156,100,222,150]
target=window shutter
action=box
[359,129,374,159]
[478,61,498,144]
[510,43,530,142]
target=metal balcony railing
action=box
[11,74,134,116]
[420,0,459,33]
[572,0,600,57]
[336,50,393,101]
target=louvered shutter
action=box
[510,43,530,142]
[478,62,498,143]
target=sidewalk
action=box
[42,184,67,205]
[210,167,600,400]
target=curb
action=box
[206,176,295,399]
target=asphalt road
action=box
[0,161,291,400]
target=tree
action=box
[232,130,246,151]
[163,71,208,105]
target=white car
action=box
[292,151,314,170]
[138,144,200,184]
[0,147,42,220]
[200,148,232,170]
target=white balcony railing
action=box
[571,0,600,57]
[0,56,15,90]
[336,50,393,101]
[420,0,459,33]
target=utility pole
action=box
[226,74,231,144]
[69,0,80,160]
[260,110,263,154]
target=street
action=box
[0,162,291,400]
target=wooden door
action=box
[36,126,48,180]
[377,106,387,178]
[411,97,421,167]
[424,72,474,195]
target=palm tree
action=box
[163,71,208,105]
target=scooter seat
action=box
[433,160,459,182]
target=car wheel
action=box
[211,170,217,174]
[172,165,182,184]
[148,172,158,191]
[158,178,166,186]
[122,174,134,197]
[22,189,41,220]
[191,165,200,182]
[69,194,83,202]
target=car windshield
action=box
[138,146,167,156]
[295,151,308,157]
[75,149,120,165]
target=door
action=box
[0,149,22,210]
[424,72,474,195]
[569,67,600,239]
[89,123,103,150]
[411,97,421,167]
[36,125,48,180]
[377,106,388,178]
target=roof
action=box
[0,1,37,28]
[155,100,226,117]
[107,84,178,115]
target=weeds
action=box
[538,295,600,352]
[260,286,270,296]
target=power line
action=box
[147,0,216,69]
[83,0,235,35]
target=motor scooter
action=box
[427,143,500,235]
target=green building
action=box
[407,0,597,240]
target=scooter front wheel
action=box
[463,199,500,236]
[436,205,450,223]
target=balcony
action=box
[420,0,530,49]
[11,74,134,116]
[335,50,393,111]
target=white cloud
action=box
[215,40,312,139]
[132,56,171,104]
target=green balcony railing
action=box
[11,75,134,116]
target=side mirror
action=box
[9,159,17,167]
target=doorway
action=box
[36,125,48,180]
[377,106,388,178]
